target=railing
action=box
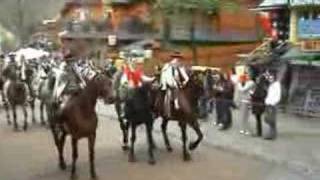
[64,19,112,33]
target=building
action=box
[245,0,320,116]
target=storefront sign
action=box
[298,19,320,39]
[290,0,320,6]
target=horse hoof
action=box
[122,145,129,151]
[70,173,78,180]
[7,121,11,125]
[148,159,156,165]
[59,162,67,170]
[189,143,198,151]
[13,127,19,132]
[167,147,173,152]
[128,155,136,163]
[41,122,46,126]
[23,125,28,131]
[183,154,191,162]
[90,172,98,180]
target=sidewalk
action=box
[154,109,320,178]
[96,103,320,178]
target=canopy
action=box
[281,46,320,65]
[15,47,50,60]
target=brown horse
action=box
[152,73,204,161]
[2,63,29,131]
[51,73,114,179]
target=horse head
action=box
[91,73,115,104]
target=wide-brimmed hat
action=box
[170,51,183,58]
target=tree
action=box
[154,0,238,64]
[0,0,65,45]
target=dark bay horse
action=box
[2,63,29,131]
[112,70,156,164]
[153,73,204,161]
[51,73,114,179]
[124,84,156,164]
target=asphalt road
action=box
[0,103,313,180]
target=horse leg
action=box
[40,101,46,126]
[88,134,97,179]
[4,102,11,125]
[71,138,79,179]
[188,119,203,151]
[12,105,18,131]
[22,105,28,131]
[128,123,136,163]
[179,122,191,161]
[30,100,36,124]
[146,122,156,165]
[161,119,173,152]
[58,131,67,170]
[115,103,129,151]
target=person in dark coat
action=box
[213,73,235,130]
[251,75,268,137]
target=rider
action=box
[120,57,154,90]
[160,51,189,117]
[52,52,86,104]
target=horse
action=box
[251,74,269,136]
[112,70,130,151]
[22,60,39,125]
[36,65,57,126]
[50,72,114,179]
[123,83,156,164]
[152,71,204,161]
[2,62,29,131]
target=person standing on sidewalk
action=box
[264,70,281,140]
[214,73,235,130]
[237,73,255,135]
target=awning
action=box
[281,46,320,65]
[250,0,288,11]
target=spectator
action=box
[264,70,281,140]
[237,73,255,135]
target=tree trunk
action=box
[190,12,197,65]
[162,15,171,49]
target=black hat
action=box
[170,51,183,58]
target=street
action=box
[0,102,314,180]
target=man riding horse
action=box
[52,53,86,105]
[160,51,189,118]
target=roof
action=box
[290,0,320,7]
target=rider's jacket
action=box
[160,58,189,90]
[53,59,85,100]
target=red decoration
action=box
[123,65,143,88]
[259,12,272,36]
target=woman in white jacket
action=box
[237,74,255,135]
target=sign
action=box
[290,0,320,6]
[298,19,320,39]
[108,35,117,46]
[301,40,320,52]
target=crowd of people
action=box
[195,66,282,140]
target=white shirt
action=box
[160,59,189,90]
[265,81,281,106]
[237,80,255,103]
